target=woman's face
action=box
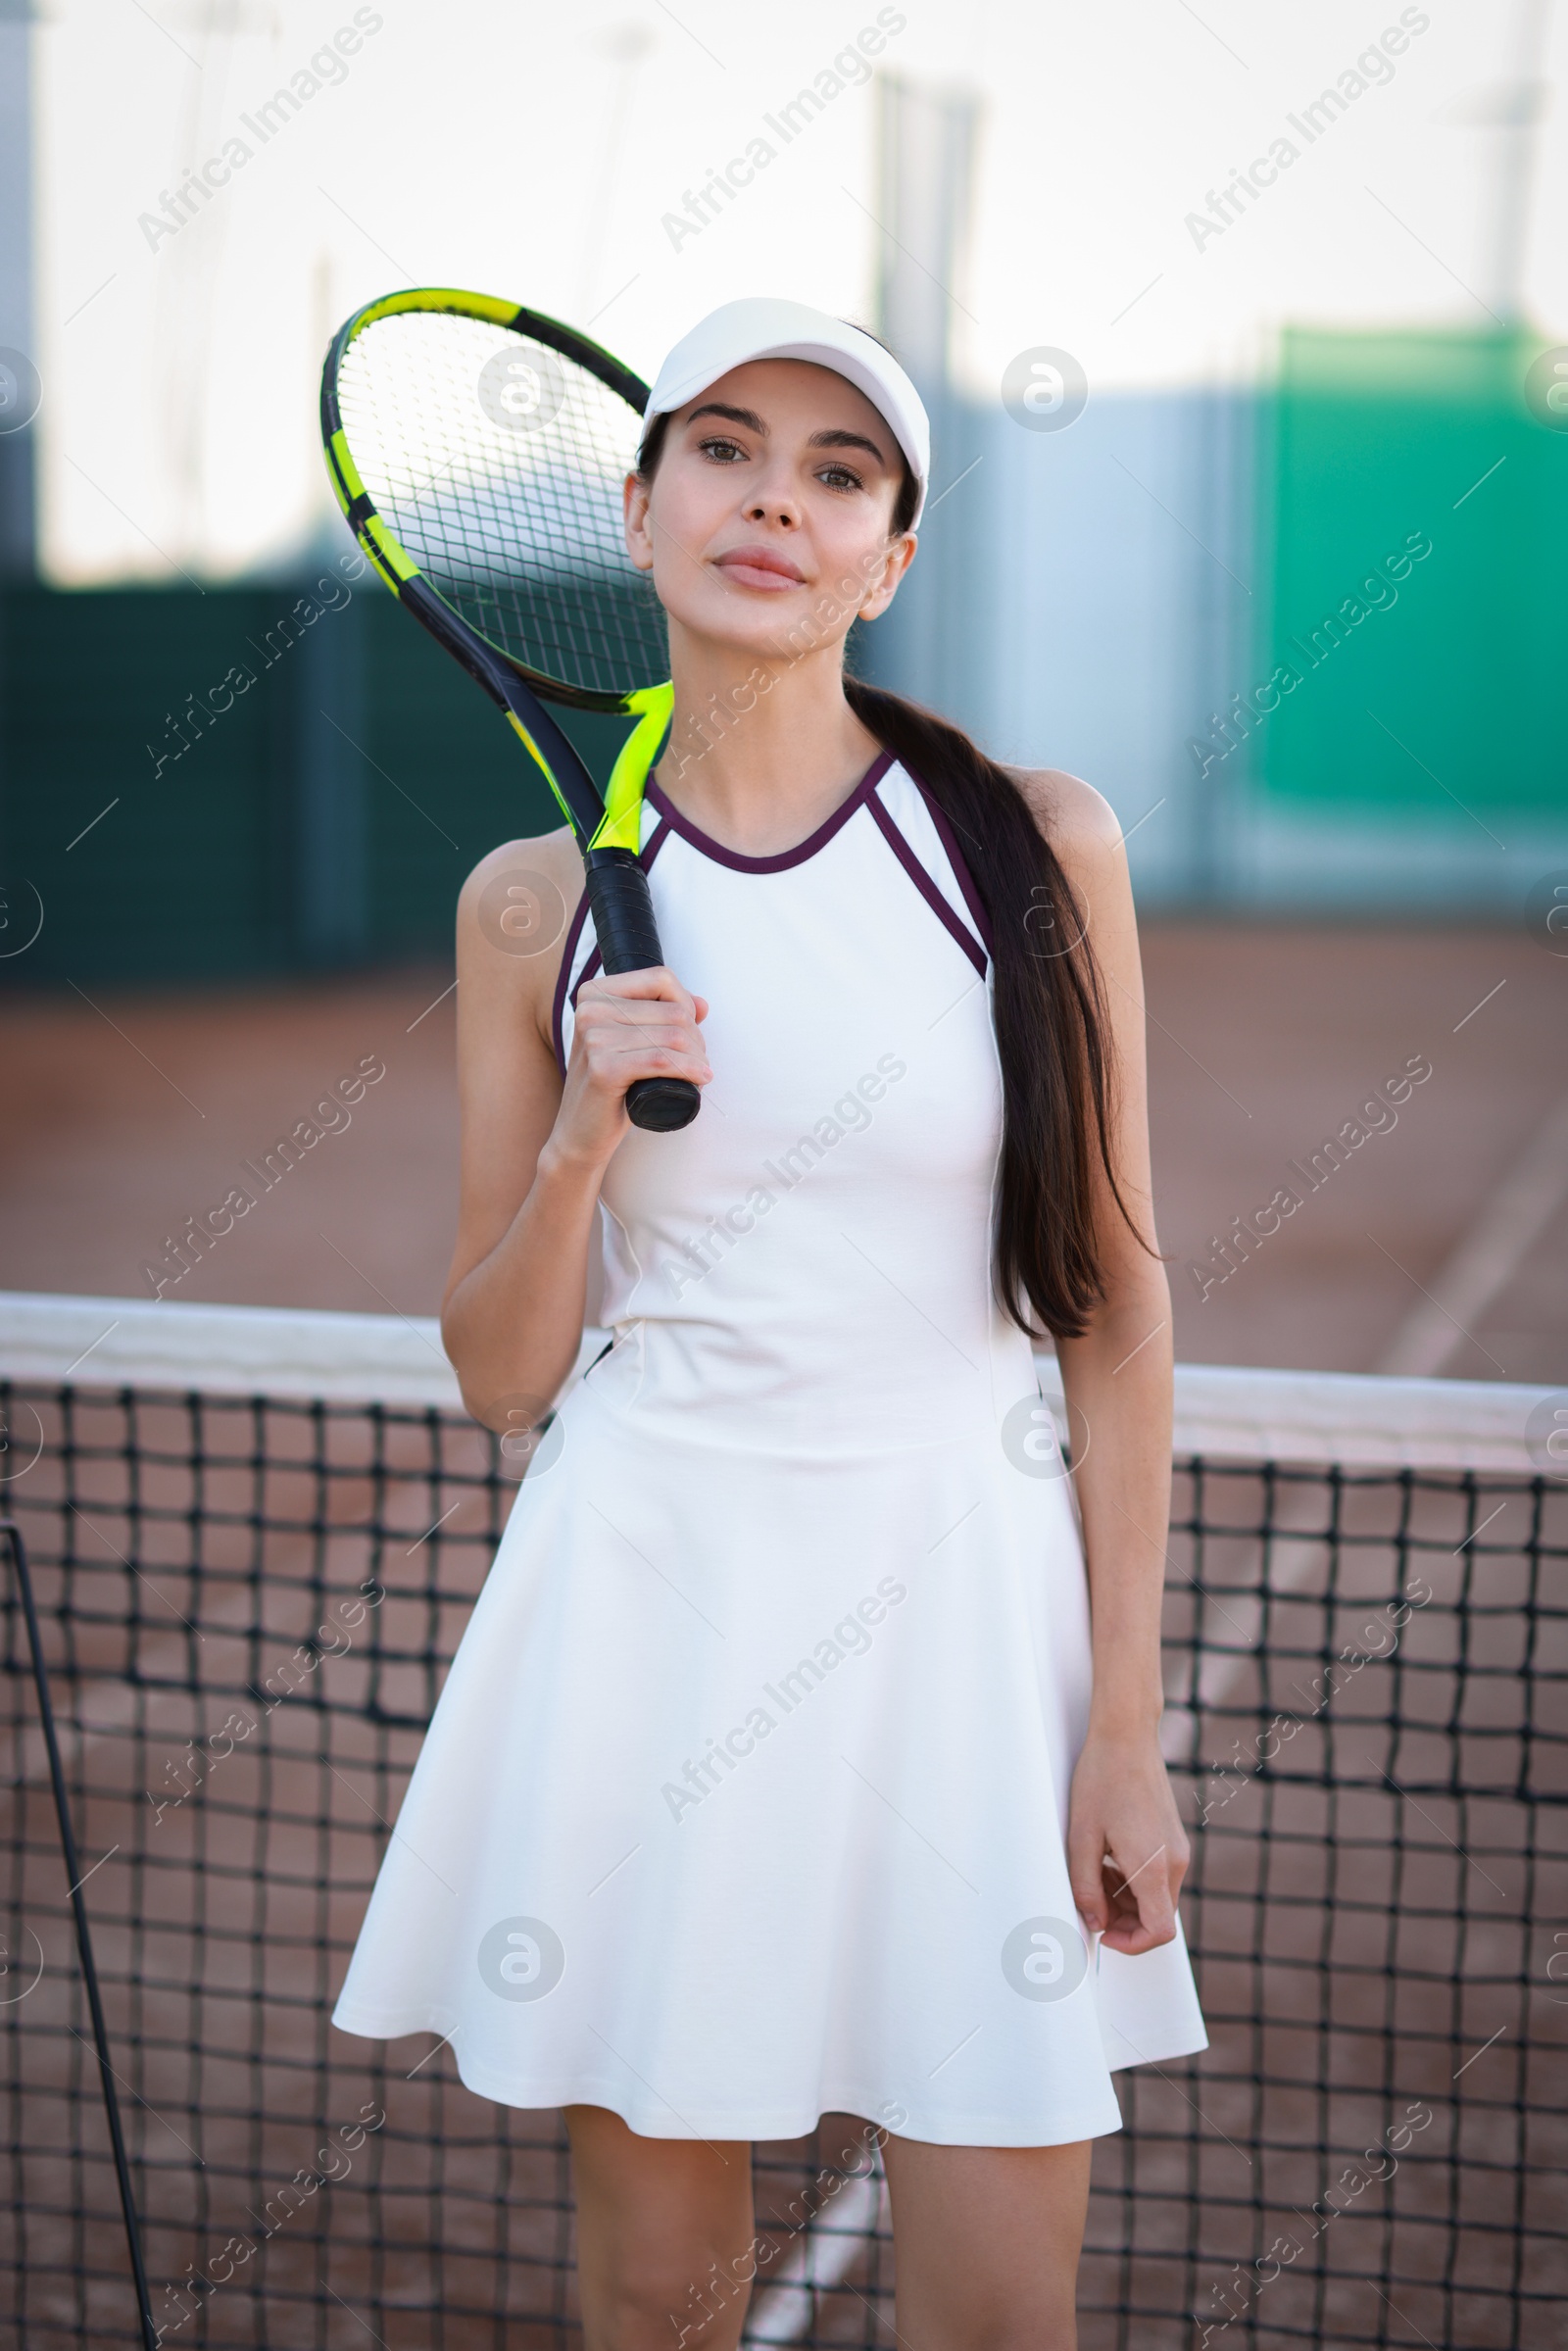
[623,358,916,661]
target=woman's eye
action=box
[698,436,747,463]
[818,464,864,493]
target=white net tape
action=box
[0,1290,1553,1472]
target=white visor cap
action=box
[642,297,929,529]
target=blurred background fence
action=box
[5,312,1567,994]
[0,577,570,986]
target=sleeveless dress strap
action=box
[866,763,992,978]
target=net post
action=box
[2,1518,160,2351]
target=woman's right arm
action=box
[439,832,710,1426]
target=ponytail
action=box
[843,676,1142,1342]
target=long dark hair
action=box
[636,411,1146,1341]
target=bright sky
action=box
[32,0,1568,581]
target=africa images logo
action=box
[1000,1394,1069,1480]
[1001,1916,1089,2002]
[477,1917,565,2002]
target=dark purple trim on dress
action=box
[643,749,896,874]
[907,771,996,959]
[556,819,673,1075]
[550,888,594,1078]
[864,782,988,980]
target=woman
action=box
[333,297,1206,2348]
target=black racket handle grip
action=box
[585,849,663,971]
[583,852,701,1134]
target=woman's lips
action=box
[713,545,807,592]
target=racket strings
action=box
[336,311,668,699]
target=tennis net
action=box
[2,1290,1564,2350]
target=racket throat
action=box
[593,682,673,855]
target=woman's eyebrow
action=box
[808,426,887,464]
[684,406,888,466]
[688,402,767,433]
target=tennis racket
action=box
[318,287,699,1134]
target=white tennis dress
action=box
[332,749,1206,2144]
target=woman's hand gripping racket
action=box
[319,288,699,1134]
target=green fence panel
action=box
[1,587,288,984]
[0,578,632,988]
[1259,324,1568,817]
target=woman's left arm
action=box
[1016,767,1188,1958]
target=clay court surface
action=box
[1,919,1563,1382]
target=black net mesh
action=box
[2,1374,1565,2349]
[336,311,668,702]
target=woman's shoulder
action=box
[455,826,587,1055]
[1003,765,1125,865]
[458,824,584,921]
